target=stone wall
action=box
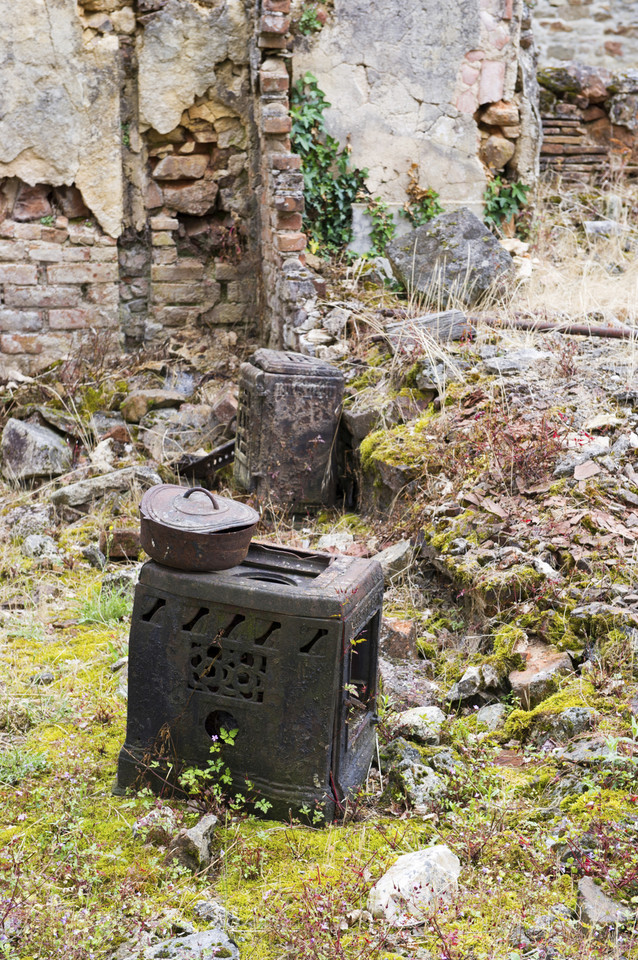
[531,0,638,71]
[0,0,315,374]
[539,64,638,178]
[0,0,543,372]
[293,0,540,218]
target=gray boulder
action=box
[386,208,513,306]
[577,876,633,926]
[50,465,161,509]
[368,845,460,925]
[120,928,239,960]
[166,814,218,873]
[1,418,72,481]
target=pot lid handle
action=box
[183,486,219,510]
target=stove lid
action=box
[140,484,259,533]
[250,348,340,377]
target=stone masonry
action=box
[0,0,544,372]
[531,0,638,72]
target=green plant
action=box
[179,729,272,816]
[77,585,132,625]
[365,196,396,255]
[401,163,443,226]
[121,122,130,148]
[483,176,530,231]
[297,2,322,35]
[39,215,55,226]
[0,747,47,786]
[290,72,367,253]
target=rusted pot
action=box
[140,485,259,572]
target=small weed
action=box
[77,585,132,625]
[297,2,322,34]
[483,176,530,233]
[39,215,55,226]
[365,196,396,255]
[402,163,443,226]
[0,747,47,785]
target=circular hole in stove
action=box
[205,710,238,741]
[237,572,296,585]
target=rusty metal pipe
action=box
[476,315,638,340]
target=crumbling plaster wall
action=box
[531,0,638,70]
[293,0,540,215]
[0,0,123,238]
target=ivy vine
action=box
[290,72,367,253]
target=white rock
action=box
[476,703,507,731]
[390,706,446,744]
[368,845,460,926]
[317,532,354,551]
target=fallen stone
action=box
[542,707,596,743]
[384,310,475,346]
[509,646,574,709]
[192,900,238,927]
[389,706,446,745]
[582,220,622,239]
[481,134,516,170]
[99,527,141,561]
[577,876,633,926]
[381,618,418,660]
[120,928,239,960]
[53,185,91,218]
[476,703,508,731]
[50,465,161,509]
[483,348,551,376]
[372,540,413,584]
[1,418,72,481]
[152,155,208,180]
[166,814,218,873]
[446,664,502,705]
[553,738,613,765]
[316,531,354,552]
[21,534,59,559]
[12,183,52,221]
[386,208,513,307]
[138,405,225,462]
[120,389,186,424]
[133,806,180,847]
[368,845,460,926]
[385,738,447,813]
[378,657,441,710]
[160,180,219,216]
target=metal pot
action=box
[140,485,259,572]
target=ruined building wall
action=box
[0,0,542,372]
[293,0,541,218]
[531,0,638,70]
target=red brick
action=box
[276,211,303,230]
[13,224,42,240]
[260,73,289,94]
[1,333,42,354]
[47,263,118,283]
[4,285,81,308]
[151,262,205,282]
[271,154,302,171]
[260,12,290,33]
[40,227,69,243]
[263,116,292,135]
[0,309,43,332]
[60,247,91,262]
[27,243,66,262]
[0,240,26,261]
[274,195,304,213]
[90,246,119,262]
[85,284,119,306]
[152,306,201,328]
[49,308,104,330]
[12,184,52,222]
[263,0,290,10]
[258,34,288,49]
[151,282,206,304]
[0,263,38,284]
[276,231,306,252]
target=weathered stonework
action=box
[531,0,638,71]
[293,0,540,215]
[0,0,542,372]
[539,64,638,179]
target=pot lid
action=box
[140,485,259,533]
[249,348,339,377]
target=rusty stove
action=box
[234,349,344,509]
[116,542,382,819]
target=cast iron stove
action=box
[116,542,383,819]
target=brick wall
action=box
[539,64,638,179]
[0,214,119,374]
